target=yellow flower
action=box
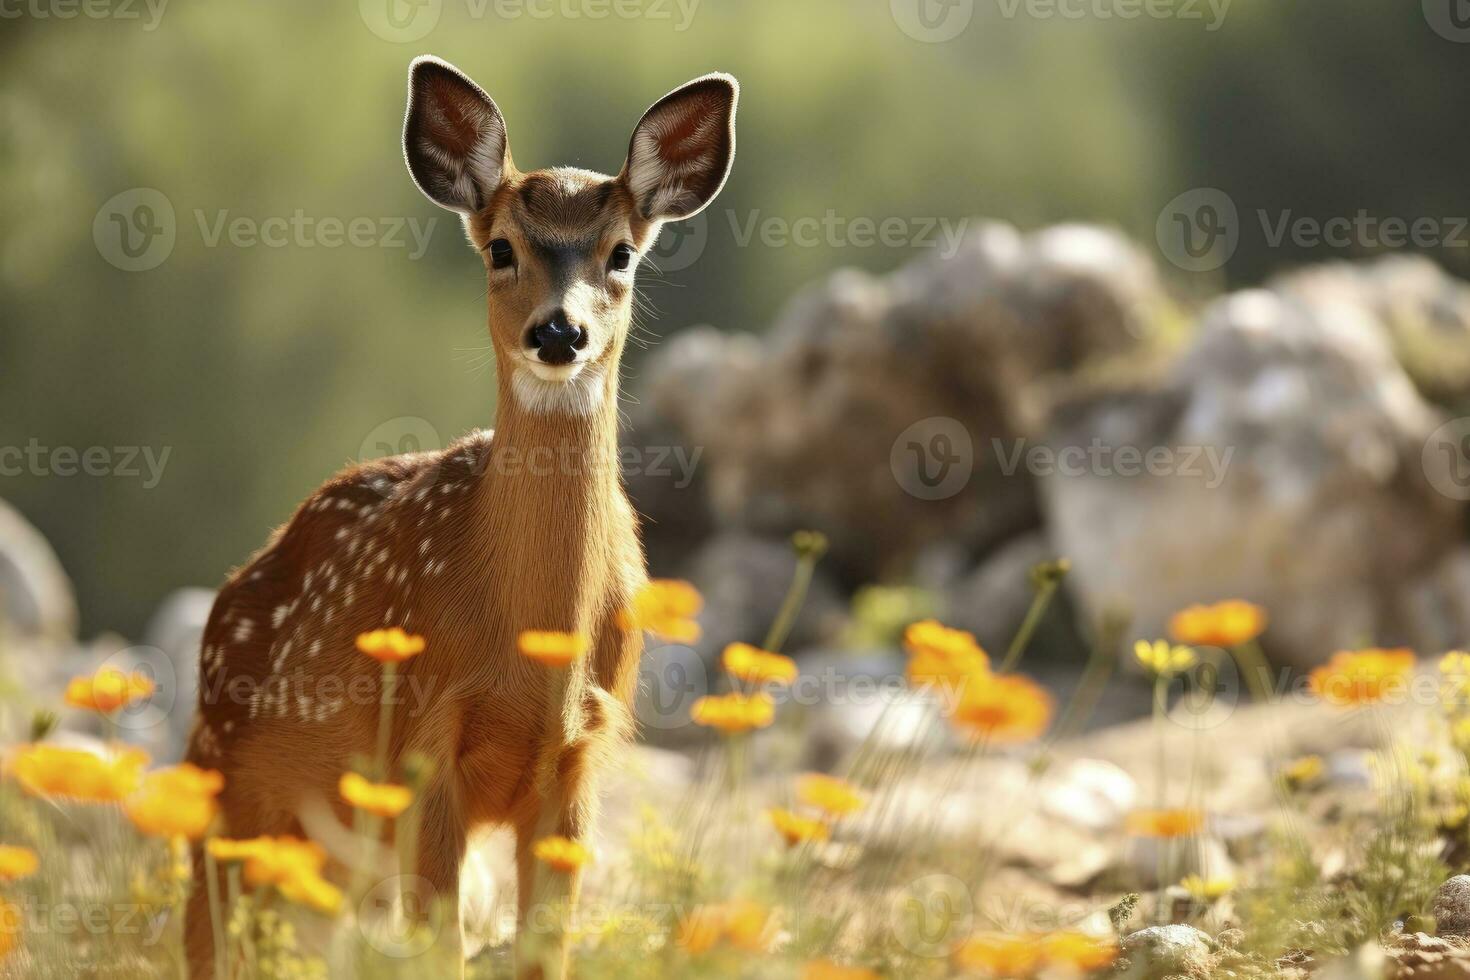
[518,630,590,668]
[339,772,413,819]
[1168,600,1266,648]
[690,692,775,734]
[1134,640,1196,677]
[768,807,829,847]
[796,773,865,817]
[277,871,343,915]
[903,619,989,689]
[721,899,771,952]
[619,580,702,643]
[0,901,18,961]
[64,667,155,714]
[1043,931,1119,971]
[1308,648,1415,707]
[722,643,798,686]
[355,628,426,664]
[953,933,1044,977]
[802,962,879,980]
[675,900,771,955]
[1442,651,1470,674]
[1281,754,1325,790]
[6,744,149,803]
[0,846,38,882]
[1180,874,1235,902]
[125,764,224,840]
[1126,808,1205,838]
[209,836,341,914]
[949,673,1053,744]
[675,904,725,955]
[533,835,592,873]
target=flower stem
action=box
[997,575,1062,675]
[375,662,398,780]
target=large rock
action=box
[0,497,78,640]
[626,224,1163,586]
[1278,255,1470,408]
[1120,925,1217,979]
[1043,288,1461,666]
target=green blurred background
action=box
[1,1,1467,637]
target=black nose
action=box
[528,312,585,366]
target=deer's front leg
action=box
[413,776,468,977]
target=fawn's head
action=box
[403,57,738,415]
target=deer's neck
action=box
[473,364,626,632]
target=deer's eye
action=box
[608,243,635,273]
[488,238,515,269]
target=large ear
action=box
[622,73,738,222]
[402,56,509,214]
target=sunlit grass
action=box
[1,541,1467,977]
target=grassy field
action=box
[1,544,1464,979]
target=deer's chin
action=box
[511,361,606,416]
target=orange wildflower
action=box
[768,807,829,847]
[953,932,1045,977]
[676,900,771,955]
[903,619,989,689]
[0,901,17,960]
[949,673,1053,744]
[6,744,149,803]
[1126,808,1205,838]
[1043,931,1119,971]
[64,667,155,714]
[533,835,592,873]
[796,773,865,817]
[722,643,798,686]
[802,962,879,980]
[619,579,702,643]
[355,628,426,664]
[339,772,413,819]
[1308,648,1415,707]
[1168,600,1266,648]
[690,692,775,734]
[517,630,590,668]
[0,846,38,882]
[125,764,224,840]
[208,836,341,914]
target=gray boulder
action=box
[1043,287,1460,667]
[0,497,78,641]
[1120,924,1217,979]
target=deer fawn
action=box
[183,57,738,978]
